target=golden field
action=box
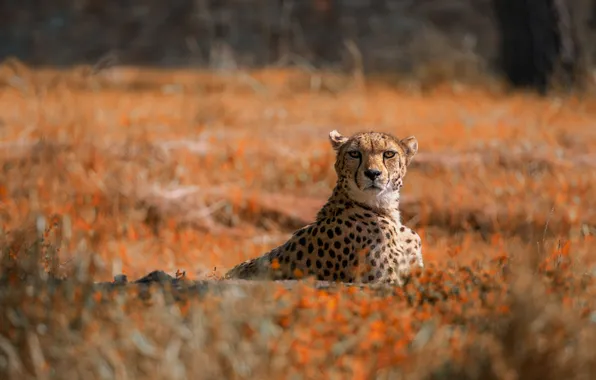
[1,64,596,379]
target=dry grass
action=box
[1,64,596,379]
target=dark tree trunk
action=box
[552,0,579,88]
[493,0,578,94]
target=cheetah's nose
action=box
[364,169,382,180]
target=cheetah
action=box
[224,130,424,285]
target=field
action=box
[1,64,596,379]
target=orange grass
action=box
[1,66,596,379]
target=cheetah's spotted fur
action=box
[224,130,424,285]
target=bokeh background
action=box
[1,1,596,379]
[1,0,594,89]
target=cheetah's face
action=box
[329,130,418,209]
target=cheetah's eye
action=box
[348,151,361,159]
[383,151,396,159]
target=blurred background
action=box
[0,0,594,92]
[2,1,596,379]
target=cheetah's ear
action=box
[400,136,418,165]
[329,130,348,151]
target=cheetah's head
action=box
[329,130,418,211]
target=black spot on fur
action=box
[298,237,306,246]
[359,203,373,211]
[327,230,334,239]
